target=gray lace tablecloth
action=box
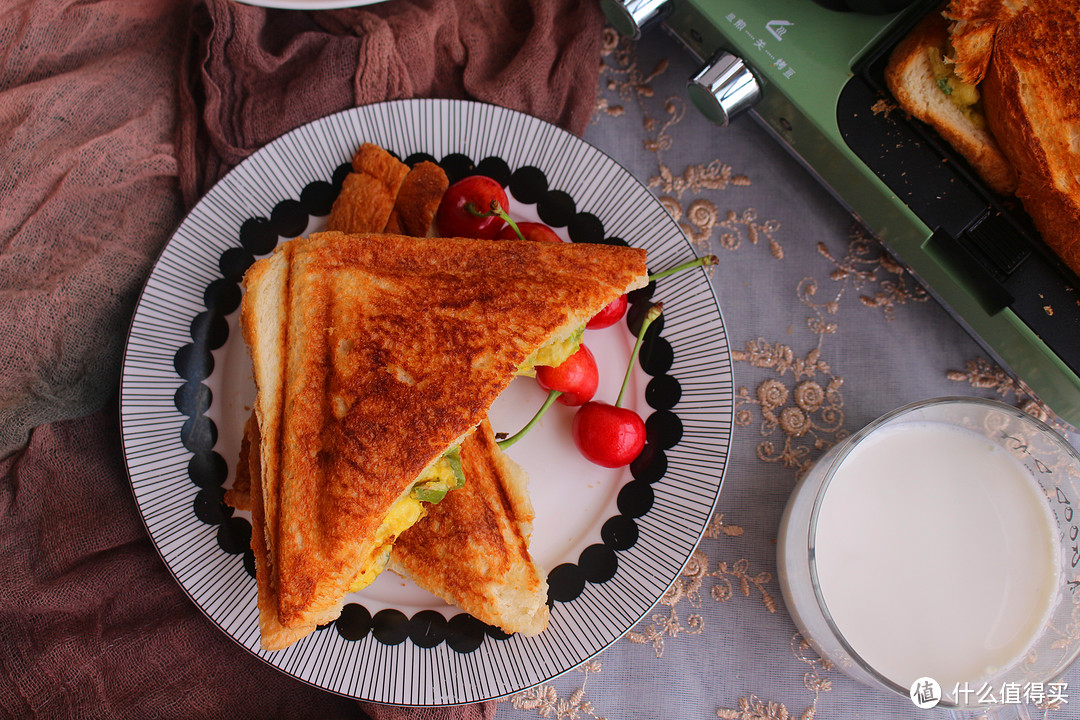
[494,27,1080,720]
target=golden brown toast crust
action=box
[245,419,319,650]
[942,0,1021,85]
[981,5,1080,275]
[389,419,550,636]
[383,161,449,237]
[325,143,410,234]
[241,231,647,641]
[885,9,1017,195]
[223,412,256,512]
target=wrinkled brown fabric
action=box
[179,0,605,206]
[0,0,189,458]
[0,409,367,719]
[0,0,606,715]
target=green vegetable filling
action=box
[517,323,585,376]
[412,445,465,504]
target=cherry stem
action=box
[647,255,718,283]
[466,199,525,241]
[616,303,663,408]
[496,389,562,451]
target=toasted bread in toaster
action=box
[241,230,647,649]
[940,0,1021,85]
[888,0,1080,277]
[976,2,1080,276]
[884,8,1017,195]
[389,418,550,636]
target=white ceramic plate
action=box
[232,0,388,9]
[119,98,733,705]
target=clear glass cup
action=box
[777,397,1080,718]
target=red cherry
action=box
[572,401,647,468]
[535,344,598,406]
[435,176,508,239]
[496,221,563,243]
[586,294,628,329]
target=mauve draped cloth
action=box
[0,0,605,717]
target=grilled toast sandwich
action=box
[389,418,550,636]
[329,149,548,636]
[886,0,1080,276]
[228,144,554,647]
[972,1,1080,275]
[884,7,1017,195]
[241,230,647,650]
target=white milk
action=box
[808,422,1060,692]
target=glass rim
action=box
[804,395,1080,708]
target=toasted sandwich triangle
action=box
[389,418,550,636]
[241,230,647,646]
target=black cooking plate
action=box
[811,0,919,14]
[834,0,1080,376]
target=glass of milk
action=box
[777,397,1080,717]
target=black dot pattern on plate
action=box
[536,189,576,228]
[639,336,674,376]
[617,480,654,518]
[547,563,586,603]
[336,603,373,641]
[628,280,656,305]
[175,381,211,416]
[372,609,411,646]
[194,486,231,526]
[239,217,277,257]
[172,153,687,653]
[579,544,618,583]
[645,374,681,409]
[300,180,337,216]
[203,278,242,316]
[601,515,639,551]
[403,151,438,167]
[181,415,217,453]
[332,162,352,189]
[409,610,449,649]
[243,548,256,579]
[508,166,548,204]
[174,343,214,383]
[217,516,252,555]
[626,302,665,339]
[270,199,308,239]
[188,450,227,489]
[190,311,229,351]
[567,212,605,244]
[475,156,512,188]
[300,180,336,216]
[447,614,490,654]
[219,246,254,282]
[645,409,683,450]
[439,153,475,184]
[631,444,668,484]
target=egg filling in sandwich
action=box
[389,417,551,637]
[239,230,648,650]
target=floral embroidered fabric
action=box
[494,28,1080,720]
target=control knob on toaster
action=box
[599,0,671,39]
[687,52,762,127]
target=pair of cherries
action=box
[435,174,562,244]
[496,307,659,469]
[436,174,711,468]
